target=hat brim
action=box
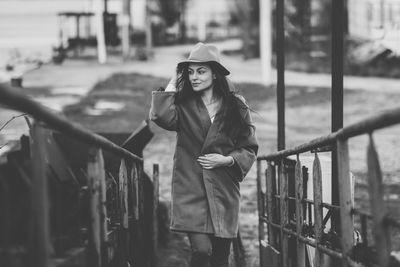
[177,60,230,76]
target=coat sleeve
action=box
[149,91,179,131]
[226,107,258,182]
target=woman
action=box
[149,42,258,267]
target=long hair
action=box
[175,62,253,139]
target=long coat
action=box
[149,91,258,238]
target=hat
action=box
[177,42,230,76]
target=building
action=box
[348,0,400,54]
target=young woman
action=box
[149,42,258,267]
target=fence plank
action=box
[313,153,324,266]
[257,160,266,266]
[295,155,306,267]
[337,139,354,267]
[266,161,276,246]
[138,164,145,218]
[152,164,159,267]
[98,149,108,266]
[119,159,129,266]
[119,160,129,229]
[279,161,289,267]
[29,123,51,267]
[367,134,391,267]
[131,164,139,221]
[87,147,106,267]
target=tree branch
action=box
[0,113,28,133]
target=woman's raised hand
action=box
[165,74,177,92]
[197,154,234,169]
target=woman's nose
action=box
[192,73,198,79]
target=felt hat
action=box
[177,42,230,75]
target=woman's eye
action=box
[198,71,204,74]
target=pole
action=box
[121,0,131,61]
[179,0,186,43]
[145,0,153,56]
[104,0,108,13]
[277,0,285,151]
[260,0,272,85]
[331,0,344,237]
[95,0,107,63]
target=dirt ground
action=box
[64,73,400,265]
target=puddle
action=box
[52,86,91,96]
[35,95,81,112]
[83,100,125,116]
[386,194,399,201]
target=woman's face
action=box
[187,63,215,92]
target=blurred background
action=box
[1,0,400,77]
[1,0,400,266]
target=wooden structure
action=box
[57,12,119,53]
[0,83,159,267]
[257,0,400,266]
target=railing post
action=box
[295,155,305,267]
[152,164,159,267]
[87,147,107,267]
[279,161,289,267]
[337,139,354,267]
[138,163,145,219]
[277,0,286,151]
[266,161,276,246]
[29,123,51,267]
[367,134,391,267]
[313,153,324,266]
[119,159,129,266]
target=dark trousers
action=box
[188,233,232,267]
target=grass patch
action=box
[64,73,168,132]
[64,73,276,132]
[64,72,344,132]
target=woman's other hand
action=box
[197,154,234,169]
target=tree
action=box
[157,0,180,27]
[232,0,260,59]
[156,0,188,43]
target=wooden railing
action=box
[257,107,400,267]
[0,83,159,267]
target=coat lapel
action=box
[201,111,222,154]
[196,96,212,137]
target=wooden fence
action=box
[257,107,400,267]
[0,83,159,267]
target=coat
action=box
[149,91,258,238]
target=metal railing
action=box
[257,107,400,267]
[0,83,159,267]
